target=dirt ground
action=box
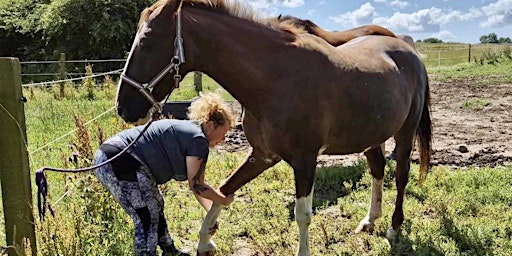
[217,82,512,168]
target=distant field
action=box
[416,42,511,67]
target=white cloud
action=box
[389,0,409,10]
[373,8,439,33]
[480,0,512,27]
[244,0,271,10]
[433,8,482,24]
[431,30,456,41]
[329,3,377,27]
[282,0,305,8]
[372,7,483,33]
[308,9,316,16]
[242,0,304,15]
[374,0,386,3]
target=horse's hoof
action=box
[354,219,374,234]
[386,227,398,241]
[196,251,216,256]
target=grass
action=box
[1,57,512,255]
[416,43,512,67]
[427,60,512,85]
[460,98,492,109]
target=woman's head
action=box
[188,92,236,147]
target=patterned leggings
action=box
[94,149,174,256]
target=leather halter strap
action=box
[120,9,186,112]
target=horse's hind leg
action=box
[355,147,386,233]
[386,133,414,240]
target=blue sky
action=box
[241,0,512,43]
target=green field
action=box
[416,42,512,67]
[1,53,512,255]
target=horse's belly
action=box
[321,140,384,155]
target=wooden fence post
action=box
[0,57,37,255]
[194,71,202,93]
[468,44,472,63]
[437,51,441,67]
[59,52,66,98]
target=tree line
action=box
[0,0,154,61]
[417,33,511,44]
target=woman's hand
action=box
[222,193,235,206]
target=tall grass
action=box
[1,59,512,255]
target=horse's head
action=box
[116,0,186,124]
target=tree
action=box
[421,37,443,43]
[0,0,154,60]
[480,33,499,44]
[0,0,46,58]
[499,37,512,44]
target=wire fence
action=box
[416,43,512,67]
[22,69,123,87]
[20,43,512,85]
[20,54,126,85]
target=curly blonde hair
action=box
[187,92,236,128]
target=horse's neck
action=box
[184,10,290,113]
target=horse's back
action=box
[316,35,427,154]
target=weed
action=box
[460,98,491,108]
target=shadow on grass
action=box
[438,206,496,256]
[389,221,445,256]
[389,204,497,256]
[286,160,368,219]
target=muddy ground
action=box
[217,82,512,168]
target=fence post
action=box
[194,71,202,93]
[468,44,472,63]
[0,57,37,255]
[438,51,441,67]
[59,52,66,97]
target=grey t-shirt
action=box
[111,119,209,184]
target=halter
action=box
[120,9,186,112]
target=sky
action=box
[240,0,512,43]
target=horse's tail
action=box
[417,75,432,183]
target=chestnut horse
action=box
[115,0,432,255]
[271,15,397,46]
[272,14,416,50]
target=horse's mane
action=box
[138,0,306,36]
[275,15,317,34]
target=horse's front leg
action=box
[196,148,281,255]
[355,147,385,234]
[288,153,318,256]
[197,202,223,256]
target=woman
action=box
[93,92,236,256]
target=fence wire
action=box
[22,69,123,87]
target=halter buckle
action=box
[174,74,181,88]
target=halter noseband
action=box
[120,10,186,112]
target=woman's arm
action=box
[186,156,234,211]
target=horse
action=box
[271,14,417,50]
[268,16,417,157]
[115,0,432,255]
[271,15,397,46]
